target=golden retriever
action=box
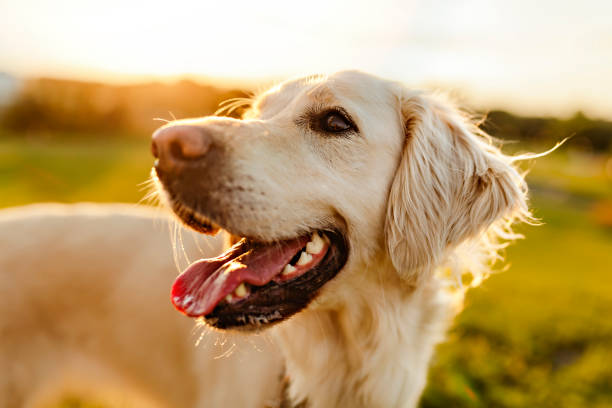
[0,71,533,408]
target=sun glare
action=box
[1,0,611,117]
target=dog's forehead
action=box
[324,71,394,103]
[255,71,395,119]
[254,75,324,118]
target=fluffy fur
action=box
[0,71,533,408]
[0,204,284,408]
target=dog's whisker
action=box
[215,97,253,116]
[193,324,212,347]
[177,224,191,267]
[137,189,159,206]
[189,229,206,256]
[137,177,157,188]
[213,342,236,360]
[168,217,183,273]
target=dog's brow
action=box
[306,85,337,105]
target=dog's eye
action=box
[320,110,354,133]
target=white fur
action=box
[0,71,531,407]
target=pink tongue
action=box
[171,236,309,317]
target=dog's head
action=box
[152,71,529,330]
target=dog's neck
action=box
[273,266,460,408]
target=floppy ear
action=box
[384,91,528,283]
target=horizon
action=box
[3,71,609,123]
[2,0,611,120]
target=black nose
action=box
[151,125,212,168]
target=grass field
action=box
[1,133,611,407]
[0,134,153,207]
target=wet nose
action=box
[151,125,212,167]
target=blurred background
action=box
[1,0,611,407]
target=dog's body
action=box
[0,204,456,408]
[0,204,284,408]
[1,71,532,407]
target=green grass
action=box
[0,133,153,208]
[2,134,611,407]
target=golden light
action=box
[1,0,611,118]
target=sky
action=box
[1,0,611,118]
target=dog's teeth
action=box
[282,264,297,276]
[225,294,233,302]
[306,233,325,254]
[182,295,194,306]
[296,251,312,266]
[234,283,248,298]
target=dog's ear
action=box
[384,90,528,283]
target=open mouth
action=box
[165,198,349,330]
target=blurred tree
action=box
[0,78,249,137]
[482,110,612,153]
[1,78,127,133]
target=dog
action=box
[0,203,285,408]
[1,71,532,407]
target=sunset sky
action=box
[1,0,611,118]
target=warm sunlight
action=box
[1,0,611,117]
[2,2,611,407]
